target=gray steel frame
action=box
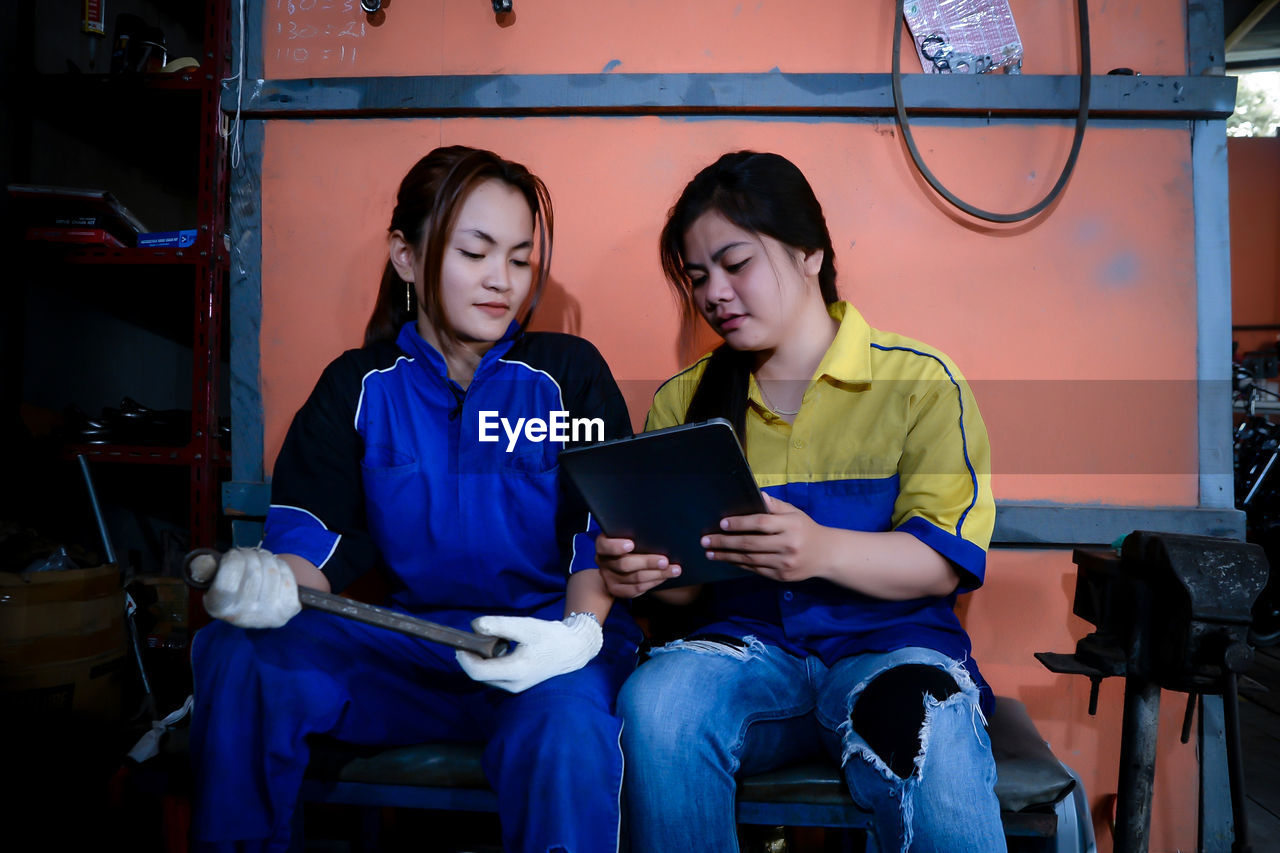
[223,72,1234,119]
[224,0,1246,547]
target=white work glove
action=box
[201,547,302,629]
[456,612,603,693]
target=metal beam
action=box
[1225,49,1280,70]
[1193,118,1237,512]
[1189,0,1228,75]
[246,0,264,81]
[1199,695,1232,853]
[1188,0,1236,513]
[221,72,1236,121]
[991,504,1245,546]
[229,120,265,488]
[220,480,1246,546]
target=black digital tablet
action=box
[559,418,767,588]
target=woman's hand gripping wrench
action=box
[182,548,510,659]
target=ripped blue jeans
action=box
[617,639,1005,853]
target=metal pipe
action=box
[1222,672,1253,853]
[77,454,116,565]
[77,454,155,716]
[183,549,509,659]
[1114,677,1161,853]
[298,588,509,659]
[1226,0,1280,52]
[1242,450,1277,507]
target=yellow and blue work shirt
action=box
[646,301,995,708]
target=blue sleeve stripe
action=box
[569,513,601,574]
[353,356,412,431]
[499,358,571,447]
[315,534,341,570]
[499,358,568,411]
[869,344,979,536]
[897,516,987,590]
[263,504,342,569]
[647,355,710,424]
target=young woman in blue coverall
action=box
[190,146,640,853]
[594,151,1005,852]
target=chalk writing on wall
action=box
[270,0,367,69]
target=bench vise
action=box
[1037,531,1269,853]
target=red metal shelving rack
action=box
[28,0,233,550]
[59,247,208,265]
[188,0,232,549]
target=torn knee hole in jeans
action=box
[647,633,763,661]
[913,690,983,779]
[838,659,985,783]
[840,689,985,784]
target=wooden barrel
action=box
[0,565,129,726]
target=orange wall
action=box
[263,0,1186,78]
[254,3,1207,849]
[1229,137,1280,356]
[969,550,1200,847]
[261,118,1200,506]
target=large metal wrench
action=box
[183,549,509,659]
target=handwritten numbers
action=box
[271,0,367,67]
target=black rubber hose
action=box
[891,0,1091,223]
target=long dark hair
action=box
[364,146,554,349]
[658,151,839,437]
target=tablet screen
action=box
[559,419,766,587]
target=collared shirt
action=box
[262,322,636,635]
[646,301,995,706]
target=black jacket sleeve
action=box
[264,345,397,592]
